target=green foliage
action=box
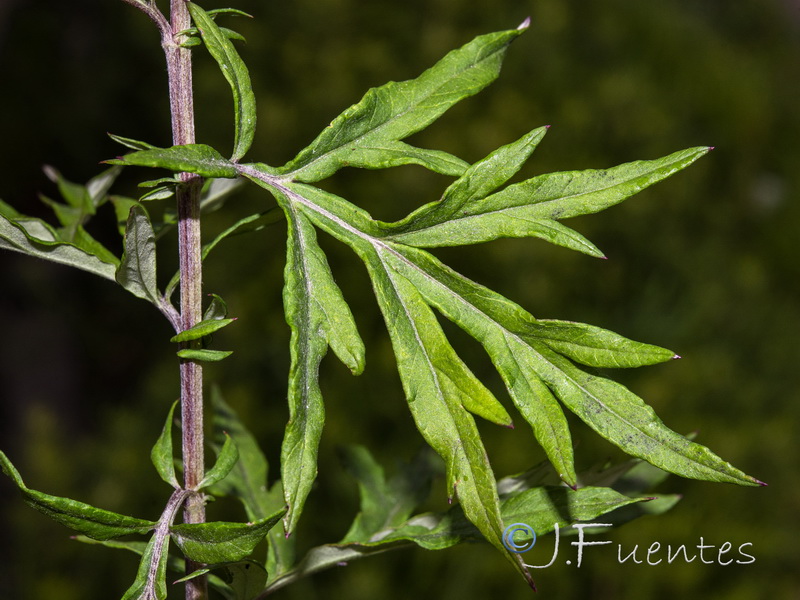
[0,1,765,598]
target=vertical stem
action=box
[165,1,206,599]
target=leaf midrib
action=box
[391,155,690,237]
[245,168,724,480]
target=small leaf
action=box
[0,451,155,540]
[201,177,248,213]
[107,144,238,179]
[207,388,278,520]
[140,186,176,202]
[226,561,268,600]
[339,445,434,544]
[198,434,239,490]
[219,27,247,43]
[177,348,233,361]
[42,165,93,214]
[179,36,203,48]
[201,210,283,262]
[188,2,256,161]
[206,8,253,18]
[86,165,124,206]
[0,214,118,280]
[116,205,161,305]
[139,177,182,188]
[151,401,180,489]
[108,133,157,151]
[278,25,525,182]
[110,196,141,236]
[170,510,285,564]
[170,318,236,343]
[174,568,211,584]
[207,389,295,581]
[204,294,229,320]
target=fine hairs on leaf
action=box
[0,2,766,598]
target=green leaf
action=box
[139,177,182,189]
[164,208,281,301]
[530,345,762,485]
[116,205,161,305]
[0,213,118,280]
[170,510,285,564]
[7,163,122,266]
[207,389,295,580]
[339,445,435,544]
[271,188,365,535]
[140,186,176,202]
[201,210,283,262]
[177,348,233,361]
[206,7,253,18]
[204,293,229,321]
[359,247,521,573]
[263,481,646,594]
[207,388,279,520]
[151,401,180,489]
[86,165,123,206]
[42,165,93,214]
[390,147,711,254]
[278,24,526,182]
[198,433,239,490]
[0,451,155,540]
[244,161,764,490]
[0,198,23,219]
[121,533,170,600]
[108,133,158,151]
[389,126,549,232]
[107,144,238,178]
[74,536,233,598]
[188,2,256,161]
[226,561,268,600]
[110,196,141,235]
[171,318,237,343]
[527,319,677,368]
[200,177,248,213]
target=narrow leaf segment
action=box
[272,188,365,535]
[277,25,527,182]
[187,2,256,161]
[0,451,156,540]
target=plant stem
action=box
[166,1,207,599]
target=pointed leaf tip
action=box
[517,17,531,30]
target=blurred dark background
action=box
[1,0,798,598]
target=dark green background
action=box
[1,0,797,598]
